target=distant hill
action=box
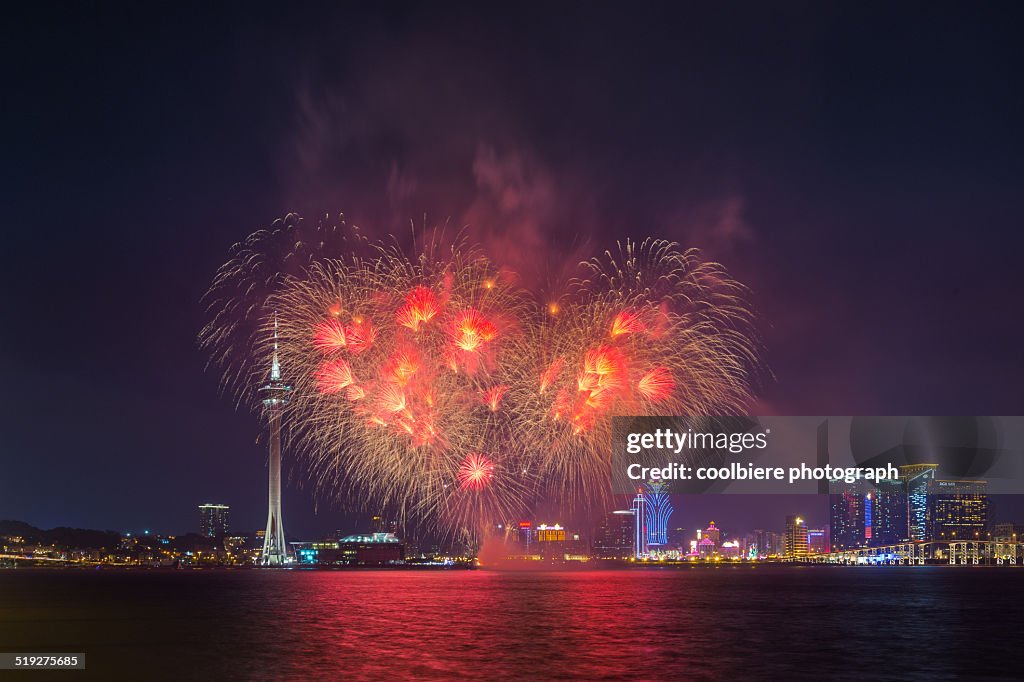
[0,519,40,537]
[0,519,121,549]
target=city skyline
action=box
[4,4,1024,538]
[3,4,1023,680]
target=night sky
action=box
[3,3,1023,539]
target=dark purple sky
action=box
[2,3,1022,538]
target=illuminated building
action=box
[592,510,635,560]
[702,521,721,547]
[899,464,938,542]
[509,521,535,548]
[831,476,907,549]
[534,524,585,561]
[198,503,229,538]
[784,515,808,558]
[719,540,742,559]
[338,533,404,564]
[927,480,989,541]
[536,523,567,542]
[631,491,647,558]
[643,481,673,549]
[829,480,865,550]
[293,533,404,566]
[368,515,399,535]
[807,528,828,555]
[223,535,249,554]
[869,477,907,546]
[750,529,781,557]
[507,522,585,562]
[259,318,291,566]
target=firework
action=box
[262,232,533,537]
[198,213,367,404]
[505,239,761,511]
[203,221,761,538]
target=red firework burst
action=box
[481,385,509,412]
[452,309,497,352]
[538,357,564,394]
[637,367,675,402]
[610,309,645,338]
[396,286,440,331]
[316,358,356,393]
[345,317,376,354]
[312,319,347,353]
[457,453,494,490]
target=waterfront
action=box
[1,567,1021,680]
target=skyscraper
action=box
[927,479,989,541]
[784,515,808,558]
[643,481,673,549]
[830,480,866,550]
[592,510,636,560]
[869,477,908,546]
[198,503,230,537]
[899,464,938,541]
[259,318,291,566]
[631,490,647,558]
[830,476,908,549]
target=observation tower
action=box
[259,317,291,566]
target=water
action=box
[1,566,1021,680]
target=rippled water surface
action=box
[1,567,1021,680]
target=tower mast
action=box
[260,315,290,566]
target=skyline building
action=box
[259,318,291,566]
[536,523,567,542]
[927,479,989,541]
[869,477,908,546]
[511,521,534,548]
[703,521,721,547]
[750,529,782,558]
[631,490,647,559]
[198,503,229,537]
[900,464,938,541]
[807,528,829,555]
[829,480,866,550]
[784,515,808,558]
[592,510,635,560]
[643,481,674,550]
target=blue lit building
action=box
[869,477,907,546]
[900,464,938,541]
[630,482,674,557]
[644,481,673,550]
